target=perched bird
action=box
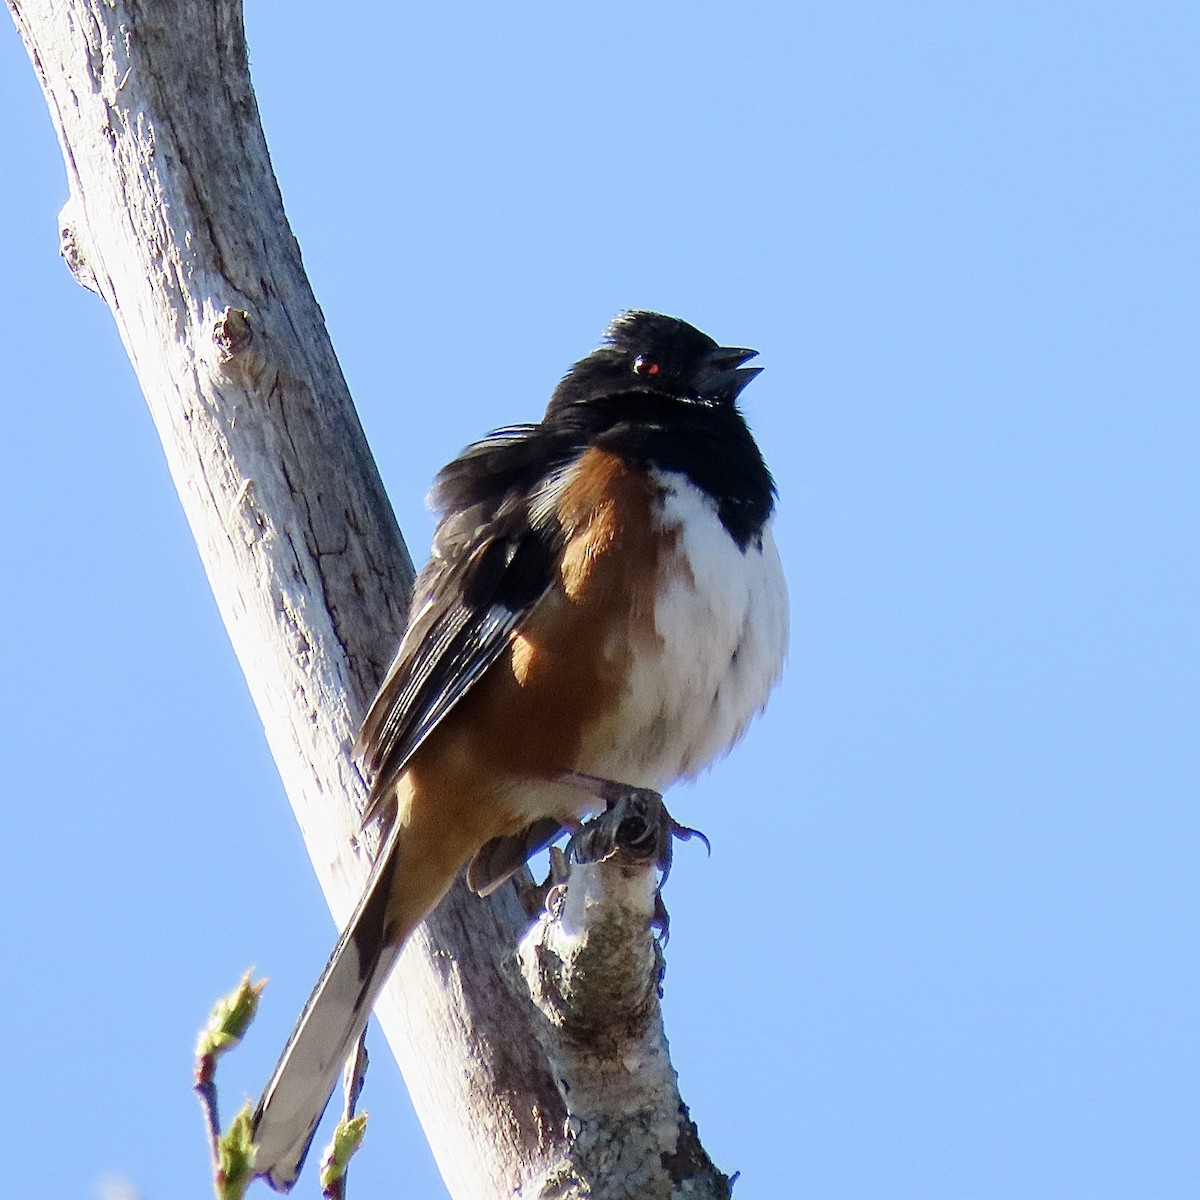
[251,311,789,1190]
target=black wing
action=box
[354,425,572,810]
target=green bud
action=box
[215,1103,257,1200]
[319,1112,369,1196]
[195,972,266,1061]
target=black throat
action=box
[551,392,777,551]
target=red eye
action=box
[634,356,661,377]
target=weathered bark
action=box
[5,1,732,1197]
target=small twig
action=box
[193,972,267,1198]
[320,1032,371,1200]
[194,1050,222,1172]
[215,1105,259,1200]
[342,1030,369,1119]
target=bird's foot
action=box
[558,770,711,882]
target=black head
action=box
[546,310,762,416]
[538,311,775,550]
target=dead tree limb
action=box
[6,1,733,1196]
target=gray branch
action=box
[6,1,732,1196]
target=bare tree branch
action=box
[6,1,733,1196]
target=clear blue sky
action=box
[2,3,1197,1198]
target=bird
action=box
[250,310,789,1190]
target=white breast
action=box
[582,471,789,790]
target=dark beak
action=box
[691,345,762,403]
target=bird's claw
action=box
[651,891,672,944]
[668,819,711,858]
[564,786,665,867]
[559,771,710,884]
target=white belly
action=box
[582,471,789,790]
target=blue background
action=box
[1,3,1196,1197]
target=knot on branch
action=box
[59,199,99,294]
[213,306,253,362]
[210,305,271,391]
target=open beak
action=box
[691,345,762,403]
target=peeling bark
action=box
[6,2,733,1196]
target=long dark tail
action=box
[251,828,404,1192]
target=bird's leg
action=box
[556,770,711,881]
[557,768,662,810]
